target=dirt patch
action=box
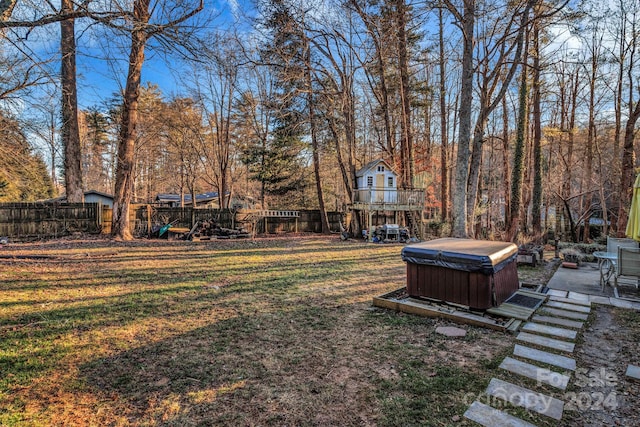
[562,305,640,426]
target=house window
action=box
[367,176,373,187]
[377,165,385,172]
[388,177,393,187]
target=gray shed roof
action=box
[355,159,396,177]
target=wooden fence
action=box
[126,206,345,236]
[0,202,102,240]
[0,202,345,240]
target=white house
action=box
[355,159,398,203]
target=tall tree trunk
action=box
[304,37,329,234]
[531,19,542,238]
[617,12,640,237]
[582,35,599,242]
[561,66,579,241]
[502,97,511,228]
[611,0,627,232]
[61,0,83,203]
[466,114,488,232]
[396,0,413,188]
[507,49,529,242]
[350,0,394,162]
[438,5,449,223]
[48,109,58,186]
[449,0,475,238]
[300,29,328,233]
[464,0,535,235]
[344,84,362,235]
[112,0,150,240]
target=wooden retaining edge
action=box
[372,290,509,332]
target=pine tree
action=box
[241,0,309,208]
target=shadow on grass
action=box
[0,263,404,401]
[0,238,417,424]
[77,305,362,425]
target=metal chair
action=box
[606,236,638,254]
[613,247,640,298]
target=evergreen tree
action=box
[241,0,308,207]
[0,114,54,201]
[82,107,111,192]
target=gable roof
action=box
[155,192,221,204]
[45,189,114,203]
[355,159,396,177]
[84,190,114,200]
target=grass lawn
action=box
[1,235,527,426]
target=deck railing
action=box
[352,188,425,207]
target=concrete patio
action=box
[546,260,640,310]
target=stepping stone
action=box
[531,315,584,329]
[464,401,536,427]
[544,301,591,313]
[486,378,564,420]
[626,364,640,380]
[549,296,591,307]
[568,291,590,302]
[546,289,568,298]
[521,322,578,340]
[609,298,640,310]
[513,344,576,371]
[589,295,612,305]
[435,326,466,337]
[539,307,589,321]
[500,356,570,390]
[516,332,575,353]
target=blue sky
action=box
[66,0,247,108]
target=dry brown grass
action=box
[1,236,517,426]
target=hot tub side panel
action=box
[406,263,492,308]
[492,261,520,305]
[406,261,518,309]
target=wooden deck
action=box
[351,188,424,209]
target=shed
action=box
[46,189,114,208]
[83,190,114,208]
[355,159,398,203]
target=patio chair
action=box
[613,247,640,298]
[606,236,638,254]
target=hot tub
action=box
[401,238,520,309]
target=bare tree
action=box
[438,4,450,222]
[189,35,241,209]
[465,0,536,235]
[443,0,475,237]
[506,40,529,242]
[60,0,83,202]
[111,0,204,240]
[1,2,129,203]
[531,7,542,237]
